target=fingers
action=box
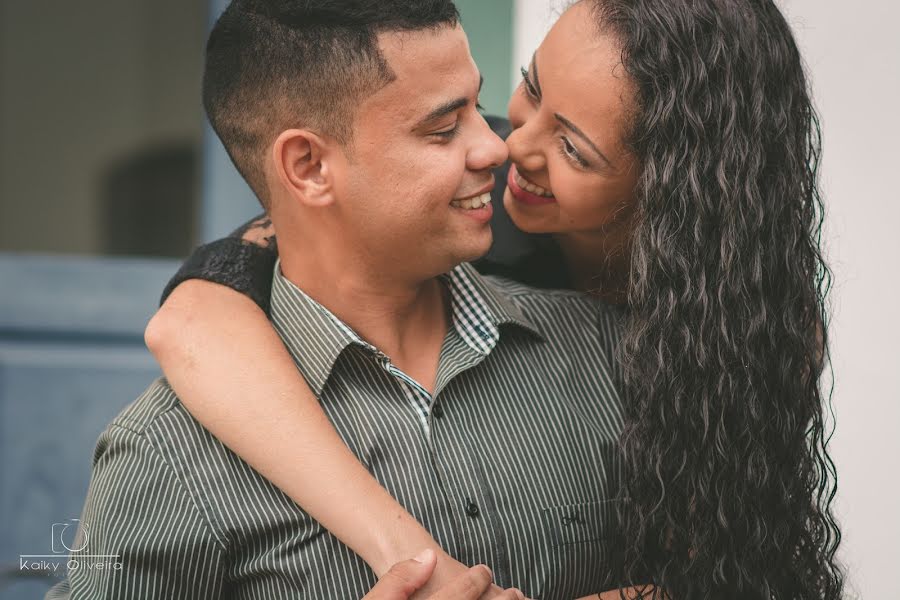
[362,554,530,600]
[426,564,494,600]
[362,549,438,600]
[493,588,527,600]
[479,584,528,599]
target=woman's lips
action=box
[507,164,557,206]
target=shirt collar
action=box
[442,262,545,352]
[268,260,545,396]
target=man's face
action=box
[331,24,508,279]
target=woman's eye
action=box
[561,137,588,168]
[520,67,539,101]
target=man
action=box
[47,1,624,598]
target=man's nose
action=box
[468,117,509,171]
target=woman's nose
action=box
[504,118,545,173]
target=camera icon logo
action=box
[51,519,89,554]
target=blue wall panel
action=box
[0,255,176,599]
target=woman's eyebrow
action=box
[533,50,611,165]
[555,113,611,166]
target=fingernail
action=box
[413,549,434,563]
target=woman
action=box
[147,0,843,597]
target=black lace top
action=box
[160,116,572,313]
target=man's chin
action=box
[431,237,493,274]
[460,231,493,264]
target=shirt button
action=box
[465,500,480,518]
[432,403,444,419]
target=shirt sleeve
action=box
[45,425,227,600]
[159,213,278,315]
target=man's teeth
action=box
[451,192,492,210]
[515,172,554,197]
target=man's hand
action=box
[410,549,525,600]
[363,549,526,600]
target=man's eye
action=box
[432,123,460,139]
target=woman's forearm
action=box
[145,280,440,575]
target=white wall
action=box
[513,2,900,597]
[511,0,559,91]
[779,2,900,598]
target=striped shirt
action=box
[47,262,626,600]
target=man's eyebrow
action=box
[555,113,611,166]
[414,74,484,129]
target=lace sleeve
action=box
[229,213,278,250]
[159,214,279,314]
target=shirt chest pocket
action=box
[541,499,618,547]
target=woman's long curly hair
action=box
[588,0,844,597]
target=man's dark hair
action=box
[203,0,460,207]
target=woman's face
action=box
[504,1,640,235]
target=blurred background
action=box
[0,0,897,598]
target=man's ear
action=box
[271,129,337,208]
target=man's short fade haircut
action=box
[203,0,460,208]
